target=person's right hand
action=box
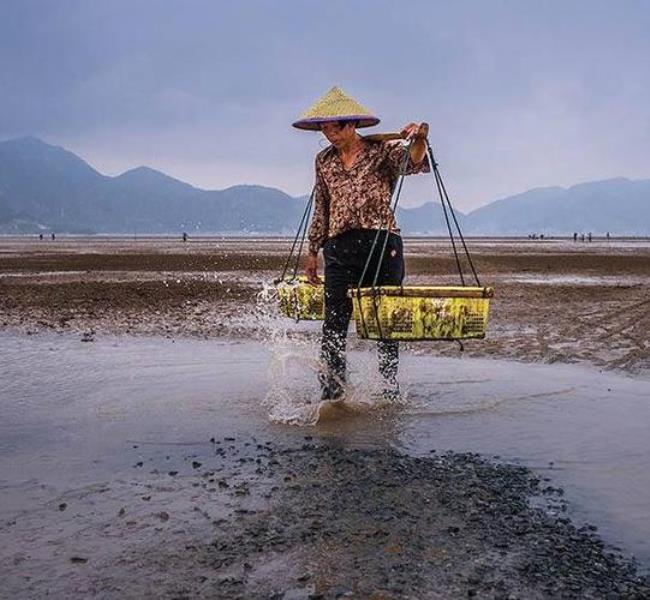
[305,251,321,285]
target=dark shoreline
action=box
[7,435,648,599]
[182,439,650,599]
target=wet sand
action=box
[7,439,648,599]
[2,237,650,598]
[2,333,650,598]
[1,236,649,373]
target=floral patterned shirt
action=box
[307,139,430,254]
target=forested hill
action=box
[1,137,648,235]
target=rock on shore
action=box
[3,437,649,598]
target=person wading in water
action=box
[292,86,430,401]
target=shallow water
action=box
[506,273,650,286]
[1,332,649,569]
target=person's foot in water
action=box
[381,379,402,403]
[320,377,345,402]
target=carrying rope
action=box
[351,137,482,339]
[356,137,481,294]
[358,141,413,290]
[277,187,315,283]
[277,136,483,335]
[427,141,481,287]
[356,141,413,339]
[430,147,465,286]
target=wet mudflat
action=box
[1,333,649,599]
[1,235,650,373]
[1,236,650,597]
[9,441,643,599]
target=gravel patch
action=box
[6,438,647,599]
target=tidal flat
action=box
[1,236,649,598]
[1,235,649,372]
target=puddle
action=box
[1,332,649,568]
[0,270,87,278]
[506,274,649,286]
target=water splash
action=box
[255,282,322,425]
[250,281,409,426]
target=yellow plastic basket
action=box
[277,276,325,320]
[351,286,494,341]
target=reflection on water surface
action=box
[1,332,649,568]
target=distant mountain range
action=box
[0,136,648,235]
[0,137,304,234]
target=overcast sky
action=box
[1,0,649,210]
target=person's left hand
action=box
[400,122,429,141]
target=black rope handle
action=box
[277,187,315,283]
[427,146,465,285]
[371,154,410,288]
[355,142,412,341]
[357,141,413,291]
[350,137,483,340]
[291,195,313,281]
[427,141,481,287]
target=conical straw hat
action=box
[292,86,380,131]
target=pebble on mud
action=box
[187,439,650,600]
[80,331,95,342]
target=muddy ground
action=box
[2,236,650,599]
[3,436,650,599]
[1,236,649,373]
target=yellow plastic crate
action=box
[350,286,494,341]
[277,276,325,320]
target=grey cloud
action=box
[1,0,649,207]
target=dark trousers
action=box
[320,229,405,397]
